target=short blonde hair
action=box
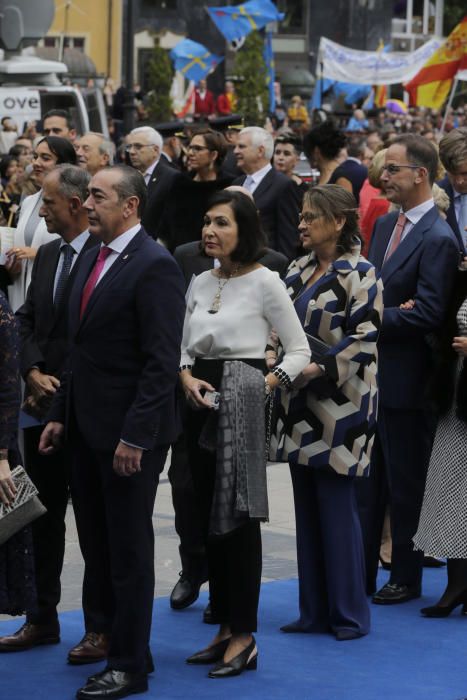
[368,148,387,188]
[432,183,450,213]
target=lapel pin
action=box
[122,255,129,260]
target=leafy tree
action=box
[444,1,465,34]
[146,42,174,122]
[233,31,269,126]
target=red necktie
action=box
[384,212,408,262]
[80,246,112,318]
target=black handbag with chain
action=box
[0,466,46,546]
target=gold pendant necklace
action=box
[208,265,241,314]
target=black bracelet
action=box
[272,366,292,389]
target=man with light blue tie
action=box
[438,127,467,252]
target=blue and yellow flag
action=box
[263,30,275,112]
[170,39,223,83]
[207,0,284,42]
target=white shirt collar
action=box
[144,159,159,180]
[60,230,90,255]
[104,223,141,255]
[403,198,435,226]
[249,162,272,185]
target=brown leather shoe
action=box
[0,622,60,651]
[68,632,110,665]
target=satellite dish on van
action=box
[0,0,55,51]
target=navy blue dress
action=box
[0,292,36,615]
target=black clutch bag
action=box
[305,333,331,364]
[0,466,47,546]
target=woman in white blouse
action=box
[179,190,309,678]
[5,136,77,311]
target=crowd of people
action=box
[0,96,466,699]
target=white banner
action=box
[319,37,443,85]
[0,88,41,131]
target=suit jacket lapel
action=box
[382,207,437,285]
[371,211,398,272]
[78,229,146,326]
[53,235,98,324]
[252,169,274,202]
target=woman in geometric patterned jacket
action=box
[271,184,384,641]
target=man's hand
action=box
[113,442,143,477]
[38,422,65,455]
[27,369,60,401]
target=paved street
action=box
[58,459,298,614]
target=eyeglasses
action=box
[187,145,210,153]
[125,143,152,152]
[299,212,321,225]
[381,164,424,175]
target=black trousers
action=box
[168,396,207,581]
[70,428,167,674]
[358,406,437,590]
[23,425,69,626]
[185,358,265,634]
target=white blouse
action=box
[181,266,310,383]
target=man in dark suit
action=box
[0,165,98,654]
[362,135,459,605]
[39,165,185,700]
[233,126,301,260]
[438,126,467,253]
[126,126,180,239]
[329,137,368,204]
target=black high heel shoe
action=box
[208,637,257,678]
[421,591,467,618]
[186,637,231,665]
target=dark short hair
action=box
[43,109,75,131]
[204,190,267,264]
[274,132,302,155]
[107,164,147,217]
[9,144,28,158]
[37,136,77,165]
[347,137,366,159]
[303,184,361,255]
[391,134,439,185]
[303,121,346,161]
[52,164,90,202]
[0,155,17,179]
[190,129,228,170]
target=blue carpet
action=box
[0,568,466,700]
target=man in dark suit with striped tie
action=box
[0,165,99,653]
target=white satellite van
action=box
[0,54,109,136]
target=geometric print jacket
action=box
[270,244,384,477]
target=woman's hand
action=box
[292,362,324,389]
[0,459,16,507]
[7,246,37,261]
[400,299,415,310]
[4,251,22,277]
[180,372,216,410]
[452,337,467,357]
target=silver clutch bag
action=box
[0,466,47,546]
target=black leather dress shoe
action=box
[76,670,148,699]
[372,582,421,605]
[87,654,154,684]
[170,572,201,610]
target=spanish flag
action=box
[405,16,467,108]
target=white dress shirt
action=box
[53,230,90,298]
[243,163,272,194]
[384,198,435,259]
[144,159,159,186]
[96,223,141,284]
